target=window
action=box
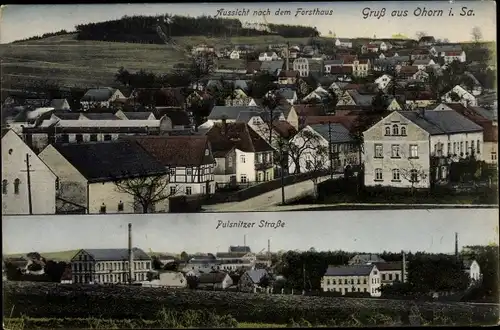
[100,203,107,214]
[90,134,98,142]
[185,187,192,195]
[382,274,386,280]
[460,142,464,153]
[492,152,497,161]
[409,145,418,158]
[477,140,480,154]
[258,172,263,182]
[169,168,175,176]
[327,279,330,285]
[453,142,457,154]
[447,142,451,155]
[410,169,418,183]
[400,126,407,136]
[170,187,176,195]
[2,179,7,195]
[60,134,69,143]
[104,134,112,141]
[75,134,84,143]
[392,169,400,181]
[375,168,383,181]
[240,175,248,183]
[391,145,400,158]
[14,178,20,194]
[205,149,209,156]
[118,201,124,212]
[471,140,475,153]
[374,144,383,158]
[465,141,469,153]
[55,178,60,191]
[389,274,393,280]
[384,127,391,135]
[228,157,233,167]
[395,274,400,281]
[363,278,367,284]
[240,154,246,163]
[392,124,399,135]
[186,168,192,176]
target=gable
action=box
[71,249,94,262]
[363,111,430,140]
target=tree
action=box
[415,31,427,40]
[461,245,499,301]
[399,163,429,195]
[305,145,328,199]
[285,129,323,174]
[186,275,199,289]
[180,251,189,261]
[471,26,482,43]
[114,174,178,213]
[151,256,163,270]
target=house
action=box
[412,59,435,70]
[461,72,483,96]
[260,60,284,76]
[302,86,332,103]
[266,88,298,105]
[349,254,386,265]
[229,50,240,60]
[184,256,220,273]
[283,104,326,130]
[363,110,484,188]
[154,107,194,130]
[198,272,234,290]
[397,65,419,79]
[404,91,436,109]
[337,90,375,108]
[60,266,72,284]
[238,269,271,293]
[320,264,382,297]
[373,261,406,285]
[324,59,344,73]
[2,129,57,215]
[463,260,481,283]
[375,74,393,90]
[288,123,359,174]
[335,38,353,48]
[431,47,466,63]
[418,36,436,47]
[50,99,71,111]
[206,122,274,186]
[293,57,310,77]
[442,85,478,107]
[131,136,216,196]
[412,69,430,82]
[38,140,169,214]
[216,246,256,271]
[259,52,279,61]
[70,248,152,284]
[349,59,370,77]
[225,89,255,107]
[143,271,187,288]
[200,105,262,129]
[433,103,498,164]
[80,87,125,110]
[115,110,156,120]
[277,70,300,85]
[301,45,315,57]
[410,48,431,61]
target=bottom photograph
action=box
[2,209,499,328]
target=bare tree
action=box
[471,27,482,43]
[285,129,323,174]
[383,148,430,195]
[114,174,179,213]
[304,145,329,199]
[415,31,427,40]
[398,161,429,196]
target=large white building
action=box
[293,57,310,77]
[2,129,57,215]
[320,264,382,297]
[363,110,484,188]
[70,248,152,284]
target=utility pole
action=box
[20,154,33,215]
[279,140,286,204]
[302,263,306,294]
[328,121,334,179]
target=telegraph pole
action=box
[20,154,33,215]
[328,122,333,179]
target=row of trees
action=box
[11,29,71,43]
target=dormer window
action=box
[392,124,399,135]
[204,149,209,156]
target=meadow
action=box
[3,281,498,327]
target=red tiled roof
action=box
[399,66,419,74]
[329,66,353,74]
[293,104,326,116]
[411,49,429,55]
[304,115,359,132]
[272,120,297,138]
[479,121,498,142]
[339,55,357,62]
[342,84,363,91]
[206,122,273,154]
[131,135,214,166]
[358,59,370,64]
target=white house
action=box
[374,74,393,90]
[229,50,240,60]
[288,123,359,174]
[70,248,152,284]
[80,87,125,110]
[38,140,170,214]
[2,129,57,215]
[198,272,234,290]
[258,52,279,61]
[442,85,478,107]
[238,269,271,293]
[363,110,484,189]
[412,59,435,70]
[302,86,331,103]
[320,264,382,297]
[132,135,216,196]
[335,38,353,48]
[293,57,310,77]
[206,122,274,186]
[143,271,187,288]
[463,260,481,283]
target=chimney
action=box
[128,223,134,284]
[401,250,406,283]
[455,232,459,260]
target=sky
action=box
[0,1,496,44]
[2,209,498,255]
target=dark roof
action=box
[304,115,358,132]
[272,120,297,139]
[54,112,81,120]
[309,123,355,143]
[324,265,375,276]
[120,112,154,120]
[419,36,435,43]
[206,122,273,154]
[208,106,262,121]
[373,261,402,271]
[244,269,269,283]
[52,140,168,183]
[216,252,248,258]
[153,107,191,126]
[81,87,117,102]
[293,104,326,117]
[76,248,151,261]
[50,99,69,110]
[399,110,484,135]
[229,246,251,253]
[278,70,300,78]
[131,135,214,166]
[82,113,120,120]
[24,126,161,134]
[198,272,228,284]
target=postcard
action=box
[0,1,497,216]
[2,209,499,327]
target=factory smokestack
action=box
[128,223,134,284]
[455,232,459,260]
[401,250,406,283]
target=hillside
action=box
[0,33,315,88]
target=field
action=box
[3,281,498,327]
[0,33,313,88]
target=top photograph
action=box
[0,1,497,215]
